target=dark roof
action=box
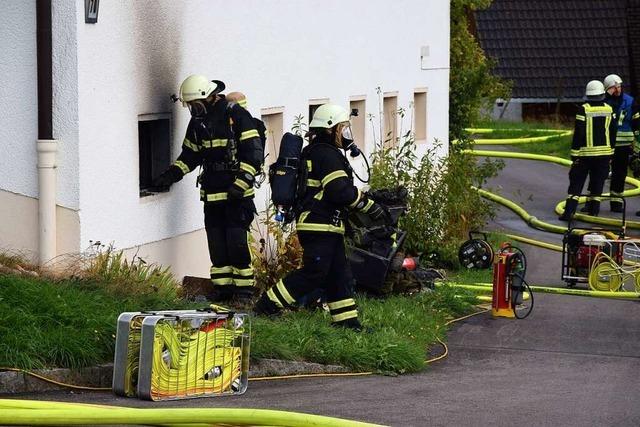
[475,0,632,99]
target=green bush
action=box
[369,112,502,267]
[450,0,511,142]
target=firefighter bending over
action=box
[559,80,616,221]
[153,75,264,304]
[254,104,391,331]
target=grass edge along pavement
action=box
[0,265,481,377]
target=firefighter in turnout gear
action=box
[254,104,391,331]
[559,80,616,221]
[153,75,264,303]
[603,74,636,212]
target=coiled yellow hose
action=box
[150,322,243,399]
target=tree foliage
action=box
[450,0,511,142]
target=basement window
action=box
[414,89,427,143]
[260,107,284,162]
[139,114,171,197]
[349,97,366,151]
[383,93,398,147]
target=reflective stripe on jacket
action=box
[570,102,615,157]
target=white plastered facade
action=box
[0,0,450,280]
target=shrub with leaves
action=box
[250,214,303,291]
[450,0,511,143]
[369,108,502,267]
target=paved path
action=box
[8,152,640,426]
[485,155,640,285]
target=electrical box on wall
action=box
[420,45,430,70]
[85,0,99,23]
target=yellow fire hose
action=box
[4,127,635,425]
[441,282,640,300]
[0,400,384,426]
[467,128,572,134]
[462,128,573,144]
[0,306,493,426]
[150,323,243,398]
[504,233,562,252]
[472,131,573,144]
[465,149,640,231]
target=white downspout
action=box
[37,139,58,265]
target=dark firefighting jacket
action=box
[171,97,263,202]
[296,137,377,234]
[571,101,616,158]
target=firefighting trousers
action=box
[204,199,256,291]
[564,156,610,217]
[610,145,632,210]
[265,231,359,325]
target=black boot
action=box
[559,198,578,222]
[253,294,282,317]
[209,286,235,303]
[589,201,600,217]
[231,287,256,308]
[332,318,365,332]
[610,201,623,213]
[580,201,594,213]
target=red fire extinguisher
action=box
[492,244,532,319]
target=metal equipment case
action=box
[113,309,250,401]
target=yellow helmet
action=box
[309,104,350,128]
[179,75,225,106]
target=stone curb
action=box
[0,359,350,395]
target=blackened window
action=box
[139,117,171,197]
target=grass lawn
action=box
[0,270,479,374]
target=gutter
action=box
[36,0,57,265]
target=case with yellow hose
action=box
[113,310,210,398]
[136,312,249,401]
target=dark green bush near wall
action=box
[450,0,511,143]
[369,136,502,267]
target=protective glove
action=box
[367,202,392,225]
[151,165,183,190]
[227,172,255,200]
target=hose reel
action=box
[458,232,494,269]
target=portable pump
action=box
[492,244,533,319]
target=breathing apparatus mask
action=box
[186,99,211,118]
[341,124,362,157]
[169,93,212,118]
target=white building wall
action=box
[75,0,450,254]
[52,0,81,210]
[0,0,449,274]
[1,2,38,199]
[0,1,80,210]
[0,1,81,257]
